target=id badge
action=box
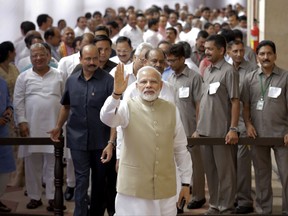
[179,87,189,98]
[256,99,264,110]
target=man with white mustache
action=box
[100,65,192,216]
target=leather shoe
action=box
[64,186,75,201]
[0,201,11,212]
[187,198,206,209]
[177,207,184,214]
[26,199,42,209]
[236,206,254,214]
[47,199,67,212]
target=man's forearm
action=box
[242,102,252,126]
[56,105,70,129]
[230,98,240,127]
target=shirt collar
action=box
[209,58,225,72]
[258,64,280,76]
[173,65,189,77]
[78,67,104,80]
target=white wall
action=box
[0,0,246,43]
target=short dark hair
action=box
[93,11,102,17]
[85,12,92,20]
[116,36,132,48]
[24,34,43,48]
[44,27,56,40]
[197,30,209,39]
[94,35,112,46]
[220,22,230,29]
[77,16,86,22]
[95,25,110,37]
[177,41,192,58]
[204,22,213,30]
[148,18,159,29]
[256,40,276,54]
[72,36,82,49]
[228,10,239,20]
[239,15,247,22]
[57,19,66,26]
[232,29,243,41]
[20,21,36,35]
[36,14,50,27]
[167,43,186,58]
[206,34,227,53]
[157,40,171,48]
[41,42,51,54]
[219,28,235,44]
[201,7,210,13]
[165,27,177,36]
[227,40,244,49]
[106,21,119,29]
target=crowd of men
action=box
[0,2,287,216]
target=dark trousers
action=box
[71,149,107,216]
[104,149,117,216]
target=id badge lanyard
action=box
[257,74,272,110]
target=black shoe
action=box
[0,201,11,212]
[46,199,67,212]
[177,207,184,214]
[187,198,206,209]
[26,199,43,209]
[235,206,254,214]
[64,186,75,201]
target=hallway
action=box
[0,164,283,215]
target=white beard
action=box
[139,89,160,102]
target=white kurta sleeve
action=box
[173,107,192,184]
[13,73,27,124]
[100,96,129,128]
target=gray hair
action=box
[136,66,162,81]
[134,42,153,56]
[30,43,48,54]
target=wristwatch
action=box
[108,140,116,148]
[229,127,239,132]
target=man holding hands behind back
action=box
[100,64,192,215]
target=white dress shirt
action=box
[74,26,85,37]
[109,62,136,87]
[143,29,163,48]
[119,24,143,49]
[58,52,80,79]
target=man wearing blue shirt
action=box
[49,44,114,216]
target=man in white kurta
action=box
[119,13,143,50]
[13,43,64,210]
[100,65,192,215]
